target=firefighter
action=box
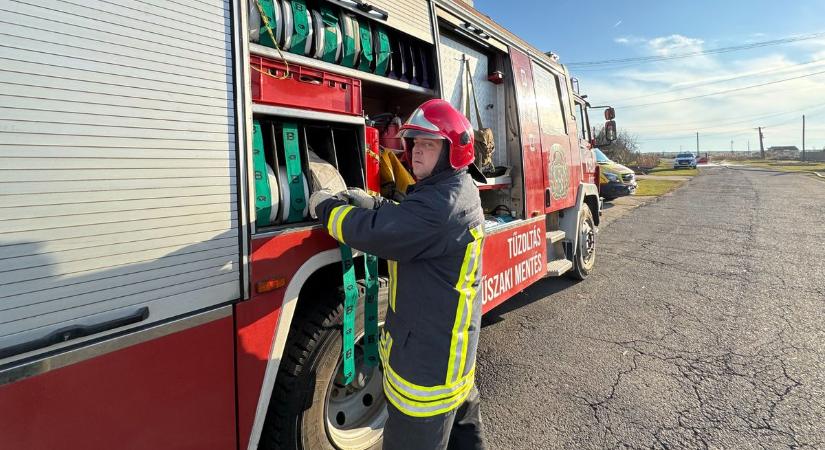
[309,99,487,449]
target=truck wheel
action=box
[261,283,388,450]
[568,206,596,280]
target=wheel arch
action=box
[559,183,600,256]
[246,248,345,450]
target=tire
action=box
[568,206,596,280]
[261,282,388,450]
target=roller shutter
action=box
[368,0,434,44]
[0,0,240,360]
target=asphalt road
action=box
[476,167,825,449]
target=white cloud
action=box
[647,34,704,57]
[613,35,646,45]
[575,34,825,152]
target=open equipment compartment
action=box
[252,115,367,232]
[330,126,366,189]
[248,0,442,234]
[249,0,437,88]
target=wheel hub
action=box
[580,219,596,265]
[325,331,387,449]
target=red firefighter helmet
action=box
[397,99,486,182]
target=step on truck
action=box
[0,0,616,448]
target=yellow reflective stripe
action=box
[326,205,342,232]
[379,331,392,361]
[383,375,474,418]
[335,205,354,243]
[388,260,398,312]
[379,329,474,401]
[385,363,475,401]
[446,240,475,384]
[325,205,355,242]
[446,226,484,384]
[327,205,346,239]
[458,226,484,378]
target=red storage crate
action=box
[251,55,363,116]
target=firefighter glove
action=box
[342,188,378,210]
[309,189,343,219]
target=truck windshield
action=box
[594,148,611,163]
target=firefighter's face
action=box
[411,137,443,179]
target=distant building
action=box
[766,146,800,159]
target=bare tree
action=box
[595,127,639,164]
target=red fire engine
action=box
[0,0,616,448]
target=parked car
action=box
[595,148,637,201]
[673,152,698,169]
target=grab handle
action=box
[0,307,149,359]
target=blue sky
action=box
[473,0,825,153]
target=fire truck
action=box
[0,0,616,448]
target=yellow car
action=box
[595,148,637,201]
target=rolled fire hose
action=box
[307,146,379,384]
[280,0,293,51]
[372,25,391,76]
[311,9,325,59]
[356,17,373,72]
[338,11,360,68]
[320,6,341,64]
[352,14,362,67]
[252,120,280,227]
[257,0,282,49]
[249,0,261,42]
[288,0,311,56]
[280,122,307,223]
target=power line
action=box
[629,103,825,132]
[608,57,825,103]
[567,30,825,68]
[617,68,825,109]
[638,127,756,140]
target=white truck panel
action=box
[438,34,508,168]
[0,0,241,359]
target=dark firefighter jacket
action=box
[316,168,485,417]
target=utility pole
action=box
[696,132,699,154]
[758,127,765,159]
[730,140,733,152]
[802,114,806,161]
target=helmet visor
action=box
[398,107,441,133]
[396,128,444,140]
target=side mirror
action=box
[604,107,615,121]
[604,120,617,142]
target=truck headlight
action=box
[605,172,619,182]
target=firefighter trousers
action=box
[382,384,486,450]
